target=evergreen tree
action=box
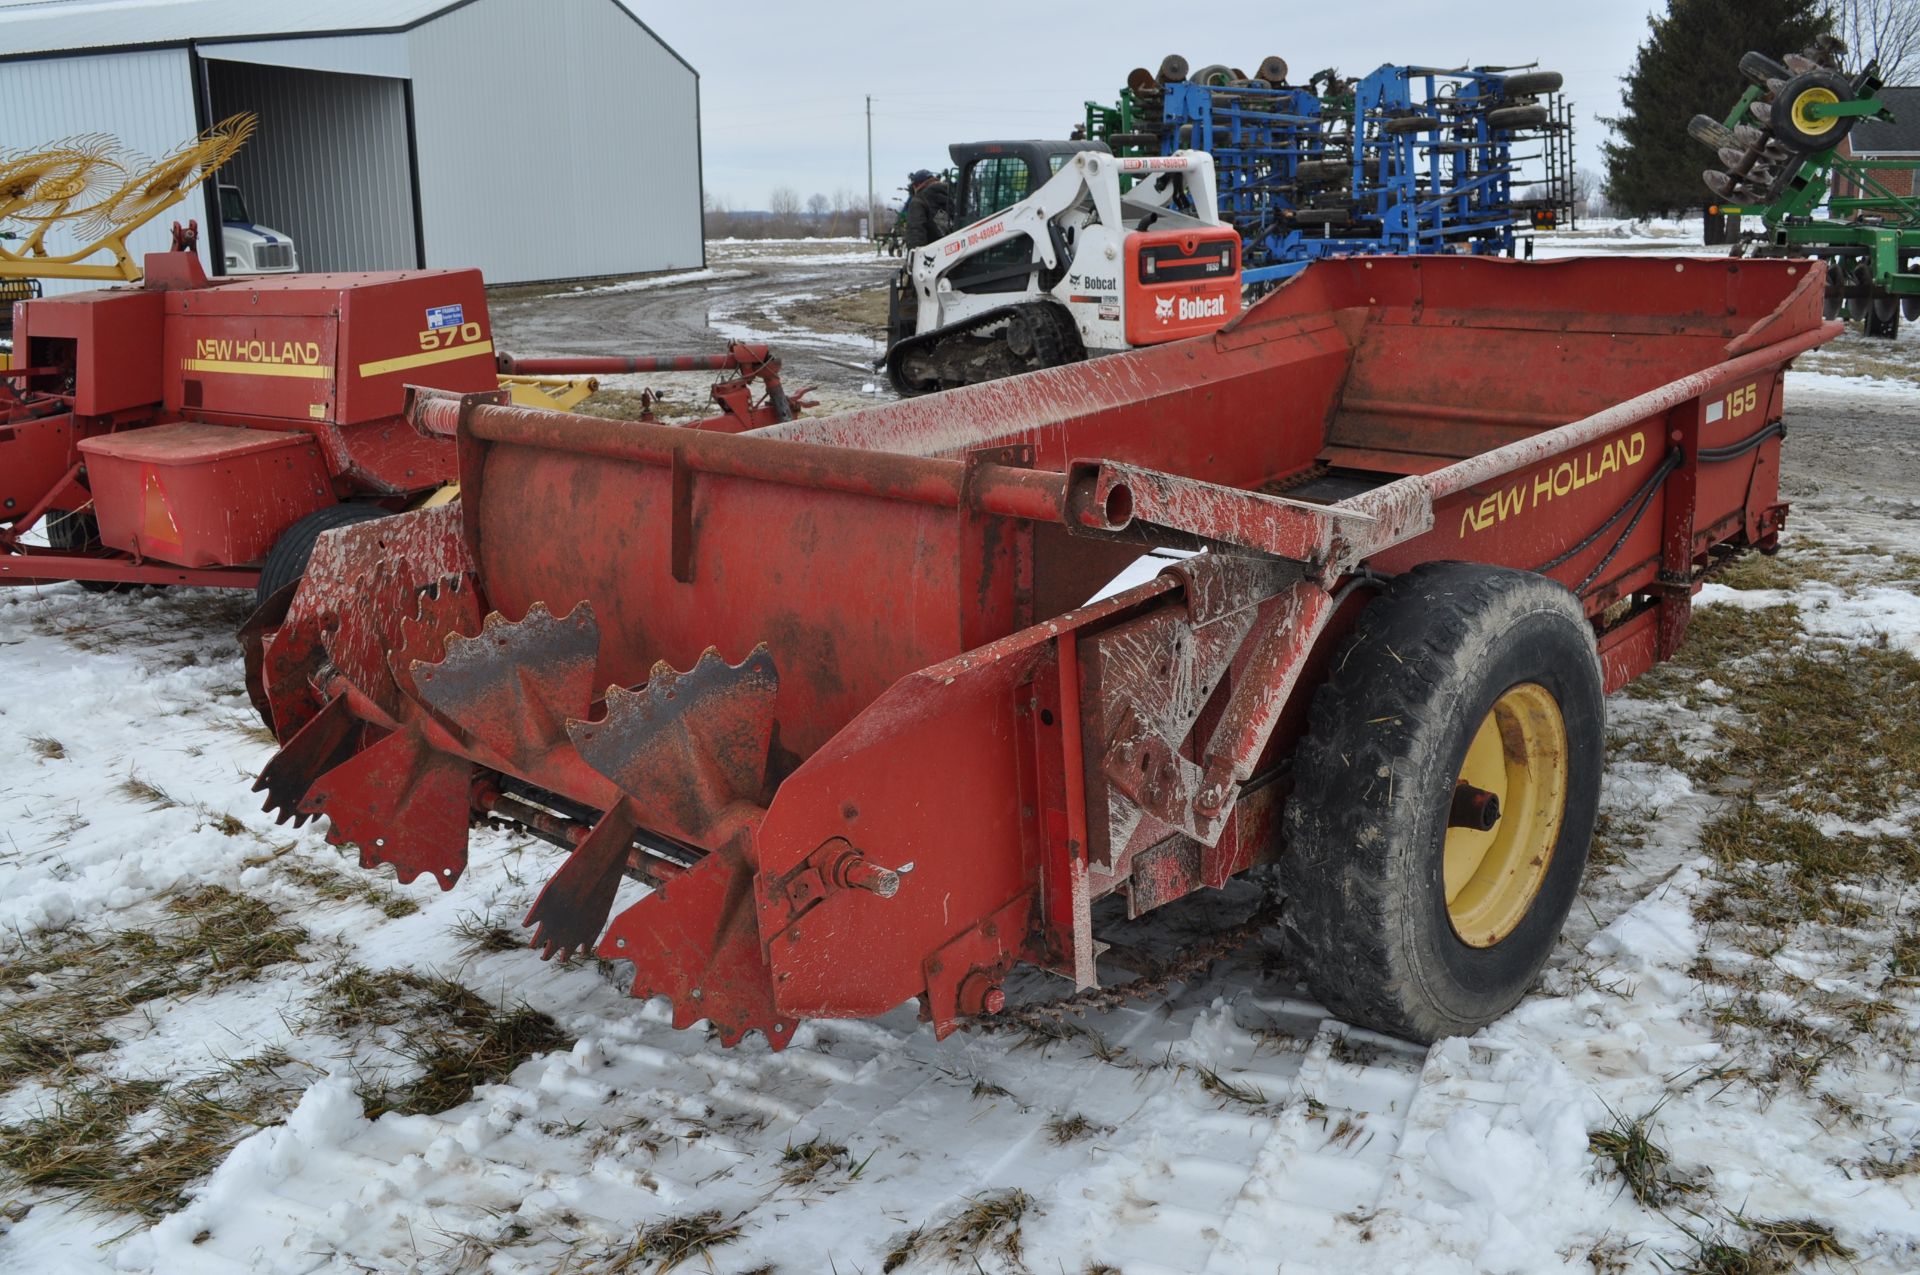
[1602,0,1831,216]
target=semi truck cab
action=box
[218,184,298,274]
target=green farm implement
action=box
[1696,49,1918,338]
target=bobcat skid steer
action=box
[883,145,1241,395]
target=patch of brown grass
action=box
[1043,1112,1110,1145]
[0,888,306,1093]
[317,967,571,1117]
[778,1134,864,1187]
[0,1051,306,1219]
[282,863,420,919]
[604,1210,744,1272]
[885,1189,1036,1273]
[1588,1104,1701,1207]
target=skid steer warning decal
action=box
[1458,430,1648,537]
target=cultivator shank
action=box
[251,256,1834,1047]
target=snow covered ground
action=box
[3,240,1919,1275]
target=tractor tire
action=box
[1498,71,1562,97]
[45,510,133,594]
[1381,115,1440,135]
[1689,114,1736,151]
[1866,296,1901,339]
[1487,104,1550,131]
[1768,70,1855,151]
[255,503,391,606]
[1740,51,1791,89]
[1903,295,1920,322]
[1280,563,1605,1044]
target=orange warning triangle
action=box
[141,468,182,548]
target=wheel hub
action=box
[1790,86,1841,138]
[1442,683,1568,947]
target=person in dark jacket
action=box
[902,169,952,251]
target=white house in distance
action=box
[0,0,704,289]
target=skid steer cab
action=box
[885,144,1240,395]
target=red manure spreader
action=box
[245,255,1834,1048]
[0,253,803,600]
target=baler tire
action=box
[1740,52,1791,89]
[1768,70,1855,151]
[46,510,134,594]
[1280,563,1604,1045]
[256,503,392,606]
[1498,71,1562,97]
[1903,295,1920,322]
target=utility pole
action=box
[866,95,874,243]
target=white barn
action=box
[0,0,703,288]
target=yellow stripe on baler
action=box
[180,358,333,379]
[358,339,495,379]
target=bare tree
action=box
[1573,168,1603,217]
[806,192,830,222]
[1825,0,1920,83]
[768,186,802,236]
[702,190,735,239]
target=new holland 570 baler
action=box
[0,253,805,599]
[248,255,1834,1047]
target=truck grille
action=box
[253,243,295,271]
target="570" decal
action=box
[419,320,485,350]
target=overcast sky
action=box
[642,0,1661,212]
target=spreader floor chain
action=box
[250,255,1836,1049]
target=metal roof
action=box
[1852,86,1920,155]
[0,0,691,74]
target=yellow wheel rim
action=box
[1443,683,1568,947]
[1790,86,1841,138]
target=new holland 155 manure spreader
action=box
[247,255,1834,1048]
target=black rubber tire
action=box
[45,510,131,594]
[1740,51,1791,89]
[1769,70,1856,151]
[1281,563,1605,1044]
[1487,104,1550,131]
[1903,295,1920,323]
[1866,296,1901,339]
[1689,114,1735,151]
[1295,159,1352,184]
[255,503,391,606]
[1498,71,1562,97]
[1381,115,1440,135]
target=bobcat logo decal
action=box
[1154,295,1175,320]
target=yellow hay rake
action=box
[0,113,255,282]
